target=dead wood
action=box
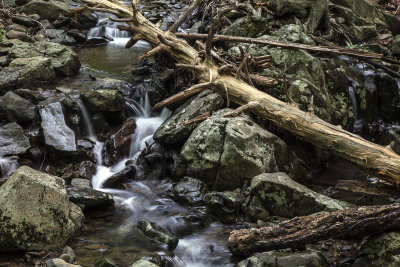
[183,111,211,126]
[228,203,400,256]
[75,0,400,186]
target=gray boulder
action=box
[174,110,298,191]
[236,250,329,267]
[0,122,30,156]
[247,173,347,218]
[20,0,69,22]
[40,102,77,155]
[0,91,36,124]
[154,90,224,145]
[172,177,208,206]
[352,231,400,267]
[0,166,84,251]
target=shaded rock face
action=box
[0,122,30,156]
[136,219,179,251]
[102,120,136,166]
[102,165,136,188]
[40,102,77,155]
[20,0,69,22]
[172,176,208,206]
[247,172,346,218]
[154,90,224,145]
[174,110,297,191]
[0,166,84,252]
[237,250,329,267]
[352,231,400,267]
[0,91,36,124]
[204,191,246,223]
[134,143,169,181]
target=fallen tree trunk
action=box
[228,203,400,256]
[75,0,400,185]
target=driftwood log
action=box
[74,0,400,185]
[228,203,400,256]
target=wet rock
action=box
[377,73,400,119]
[42,29,77,45]
[78,161,96,180]
[12,15,39,27]
[45,258,81,267]
[71,178,91,189]
[136,219,179,251]
[14,88,45,104]
[40,102,77,155]
[102,120,136,166]
[352,231,400,267]
[0,166,84,251]
[174,110,298,191]
[204,191,245,223]
[81,89,125,123]
[154,90,224,145]
[247,173,347,218]
[0,91,36,125]
[130,259,159,267]
[77,139,95,162]
[103,165,136,188]
[7,41,80,76]
[0,56,55,94]
[172,176,208,206]
[236,250,329,267]
[0,122,30,156]
[20,0,69,22]
[94,258,119,267]
[67,29,87,44]
[68,187,114,208]
[134,143,168,181]
[171,208,209,237]
[92,112,109,133]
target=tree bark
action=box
[228,203,400,256]
[76,0,400,185]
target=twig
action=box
[183,111,211,126]
[39,152,47,171]
[169,0,202,33]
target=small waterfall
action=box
[0,156,19,178]
[87,16,131,46]
[76,99,96,141]
[348,79,363,133]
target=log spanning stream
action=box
[62,16,233,267]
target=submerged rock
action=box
[204,191,246,223]
[236,250,329,267]
[0,122,30,156]
[247,173,347,218]
[136,219,179,251]
[0,166,84,251]
[68,187,114,208]
[40,102,77,155]
[0,91,36,124]
[174,110,299,191]
[154,90,224,145]
[94,258,119,267]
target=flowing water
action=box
[0,156,18,178]
[69,8,233,265]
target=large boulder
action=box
[174,110,299,191]
[0,166,84,251]
[7,41,81,76]
[154,90,224,145]
[246,173,347,218]
[237,250,329,267]
[0,122,30,156]
[0,56,55,94]
[352,231,400,267]
[20,0,69,22]
[0,91,36,124]
[40,102,77,155]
